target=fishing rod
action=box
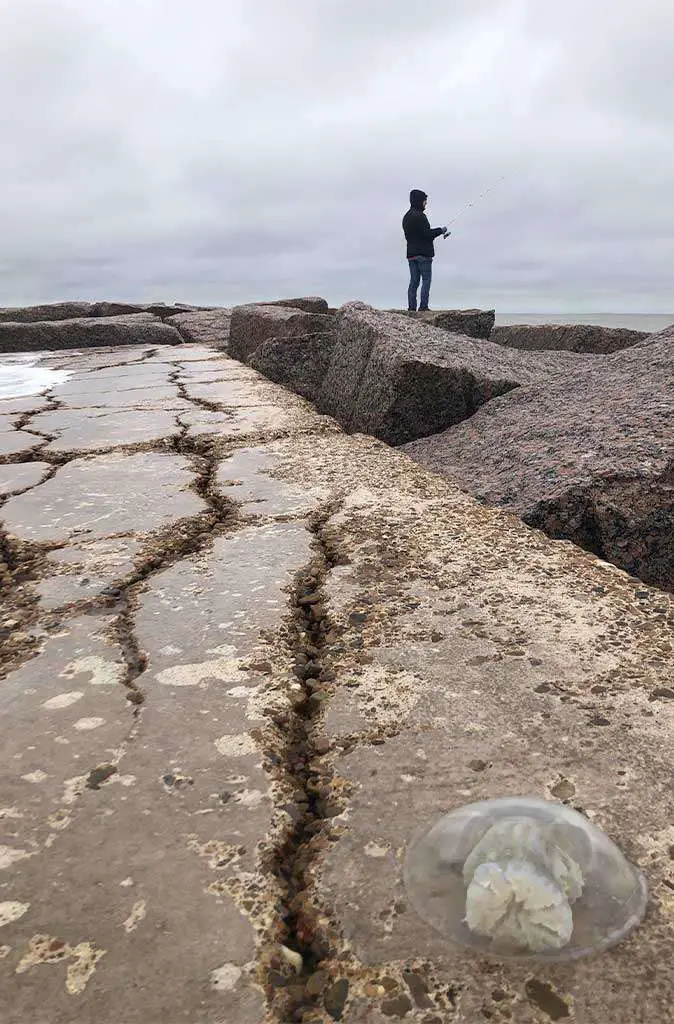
[446,175,508,228]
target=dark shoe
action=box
[418,307,431,312]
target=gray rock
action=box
[0,314,182,353]
[0,301,205,324]
[228,304,334,363]
[319,303,593,445]
[261,296,329,313]
[0,301,93,323]
[491,322,649,353]
[166,309,232,349]
[389,308,495,339]
[248,332,336,403]
[404,326,674,591]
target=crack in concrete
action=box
[171,366,231,413]
[260,503,350,1023]
[109,592,148,709]
[3,349,372,1020]
[0,526,49,675]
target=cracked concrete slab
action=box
[216,447,332,517]
[27,408,181,454]
[1,451,207,542]
[176,360,263,382]
[0,781,266,1024]
[37,537,141,609]
[0,616,131,858]
[182,403,337,442]
[53,367,172,391]
[135,521,312,669]
[297,480,674,1023]
[1,525,314,1024]
[0,396,51,416]
[0,430,45,458]
[38,346,155,371]
[180,369,257,385]
[0,462,51,496]
[48,387,185,410]
[2,342,673,1023]
[0,616,265,1024]
[144,344,220,364]
[182,375,314,409]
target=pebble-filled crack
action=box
[260,505,349,1023]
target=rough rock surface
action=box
[2,342,673,1023]
[405,324,674,591]
[318,302,593,445]
[166,309,232,349]
[228,304,335,363]
[0,301,205,324]
[261,296,329,314]
[0,314,182,352]
[248,332,337,403]
[390,307,496,339]
[491,322,649,353]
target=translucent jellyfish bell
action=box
[404,797,647,961]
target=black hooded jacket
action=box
[402,189,444,258]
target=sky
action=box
[1,0,673,312]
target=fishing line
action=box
[447,175,508,226]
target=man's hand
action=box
[442,228,451,238]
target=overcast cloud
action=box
[1,0,673,311]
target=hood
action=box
[409,189,427,210]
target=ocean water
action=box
[494,313,673,332]
[0,353,70,399]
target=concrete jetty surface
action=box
[1,343,672,1023]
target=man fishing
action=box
[402,189,450,313]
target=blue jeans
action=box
[408,256,433,311]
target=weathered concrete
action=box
[296,484,674,1023]
[229,304,335,364]
[143,343,221,364]
[0,462,50,496]
[318,303,594,445]
[216,445,331,516]
[179,371,338,442]
[0,396,51,416]
[37,538,141,609]
[0,615,131,840]
[2,342,673,1024]
[182,402,336,443]
[0,603,270,1023]
[58,364,172,388]
[24,408,180,454]
[182,372,326,410]
[0,314,182,353]
[38,345,155,371]
[491,322,649,353]
[1,451,206,542]
[0,429,45,458]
